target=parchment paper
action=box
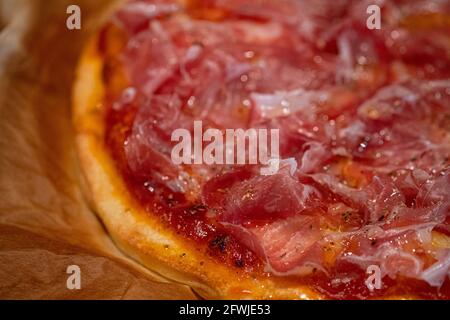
[0,0,197,299]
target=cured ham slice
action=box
[115,0,180,33]
[220,165,320,226]
[222,214,323,274]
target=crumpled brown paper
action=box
[0,0,197,299]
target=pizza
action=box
[73,0,450,299]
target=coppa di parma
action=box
[170,120,279,169]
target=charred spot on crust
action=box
[209,234,228,253]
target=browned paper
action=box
[0,0,197,299]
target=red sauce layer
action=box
[101,0,450,299]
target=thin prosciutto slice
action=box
[223,214,322,274]
[221,166,320,226]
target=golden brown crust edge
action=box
[72,32,418,300]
